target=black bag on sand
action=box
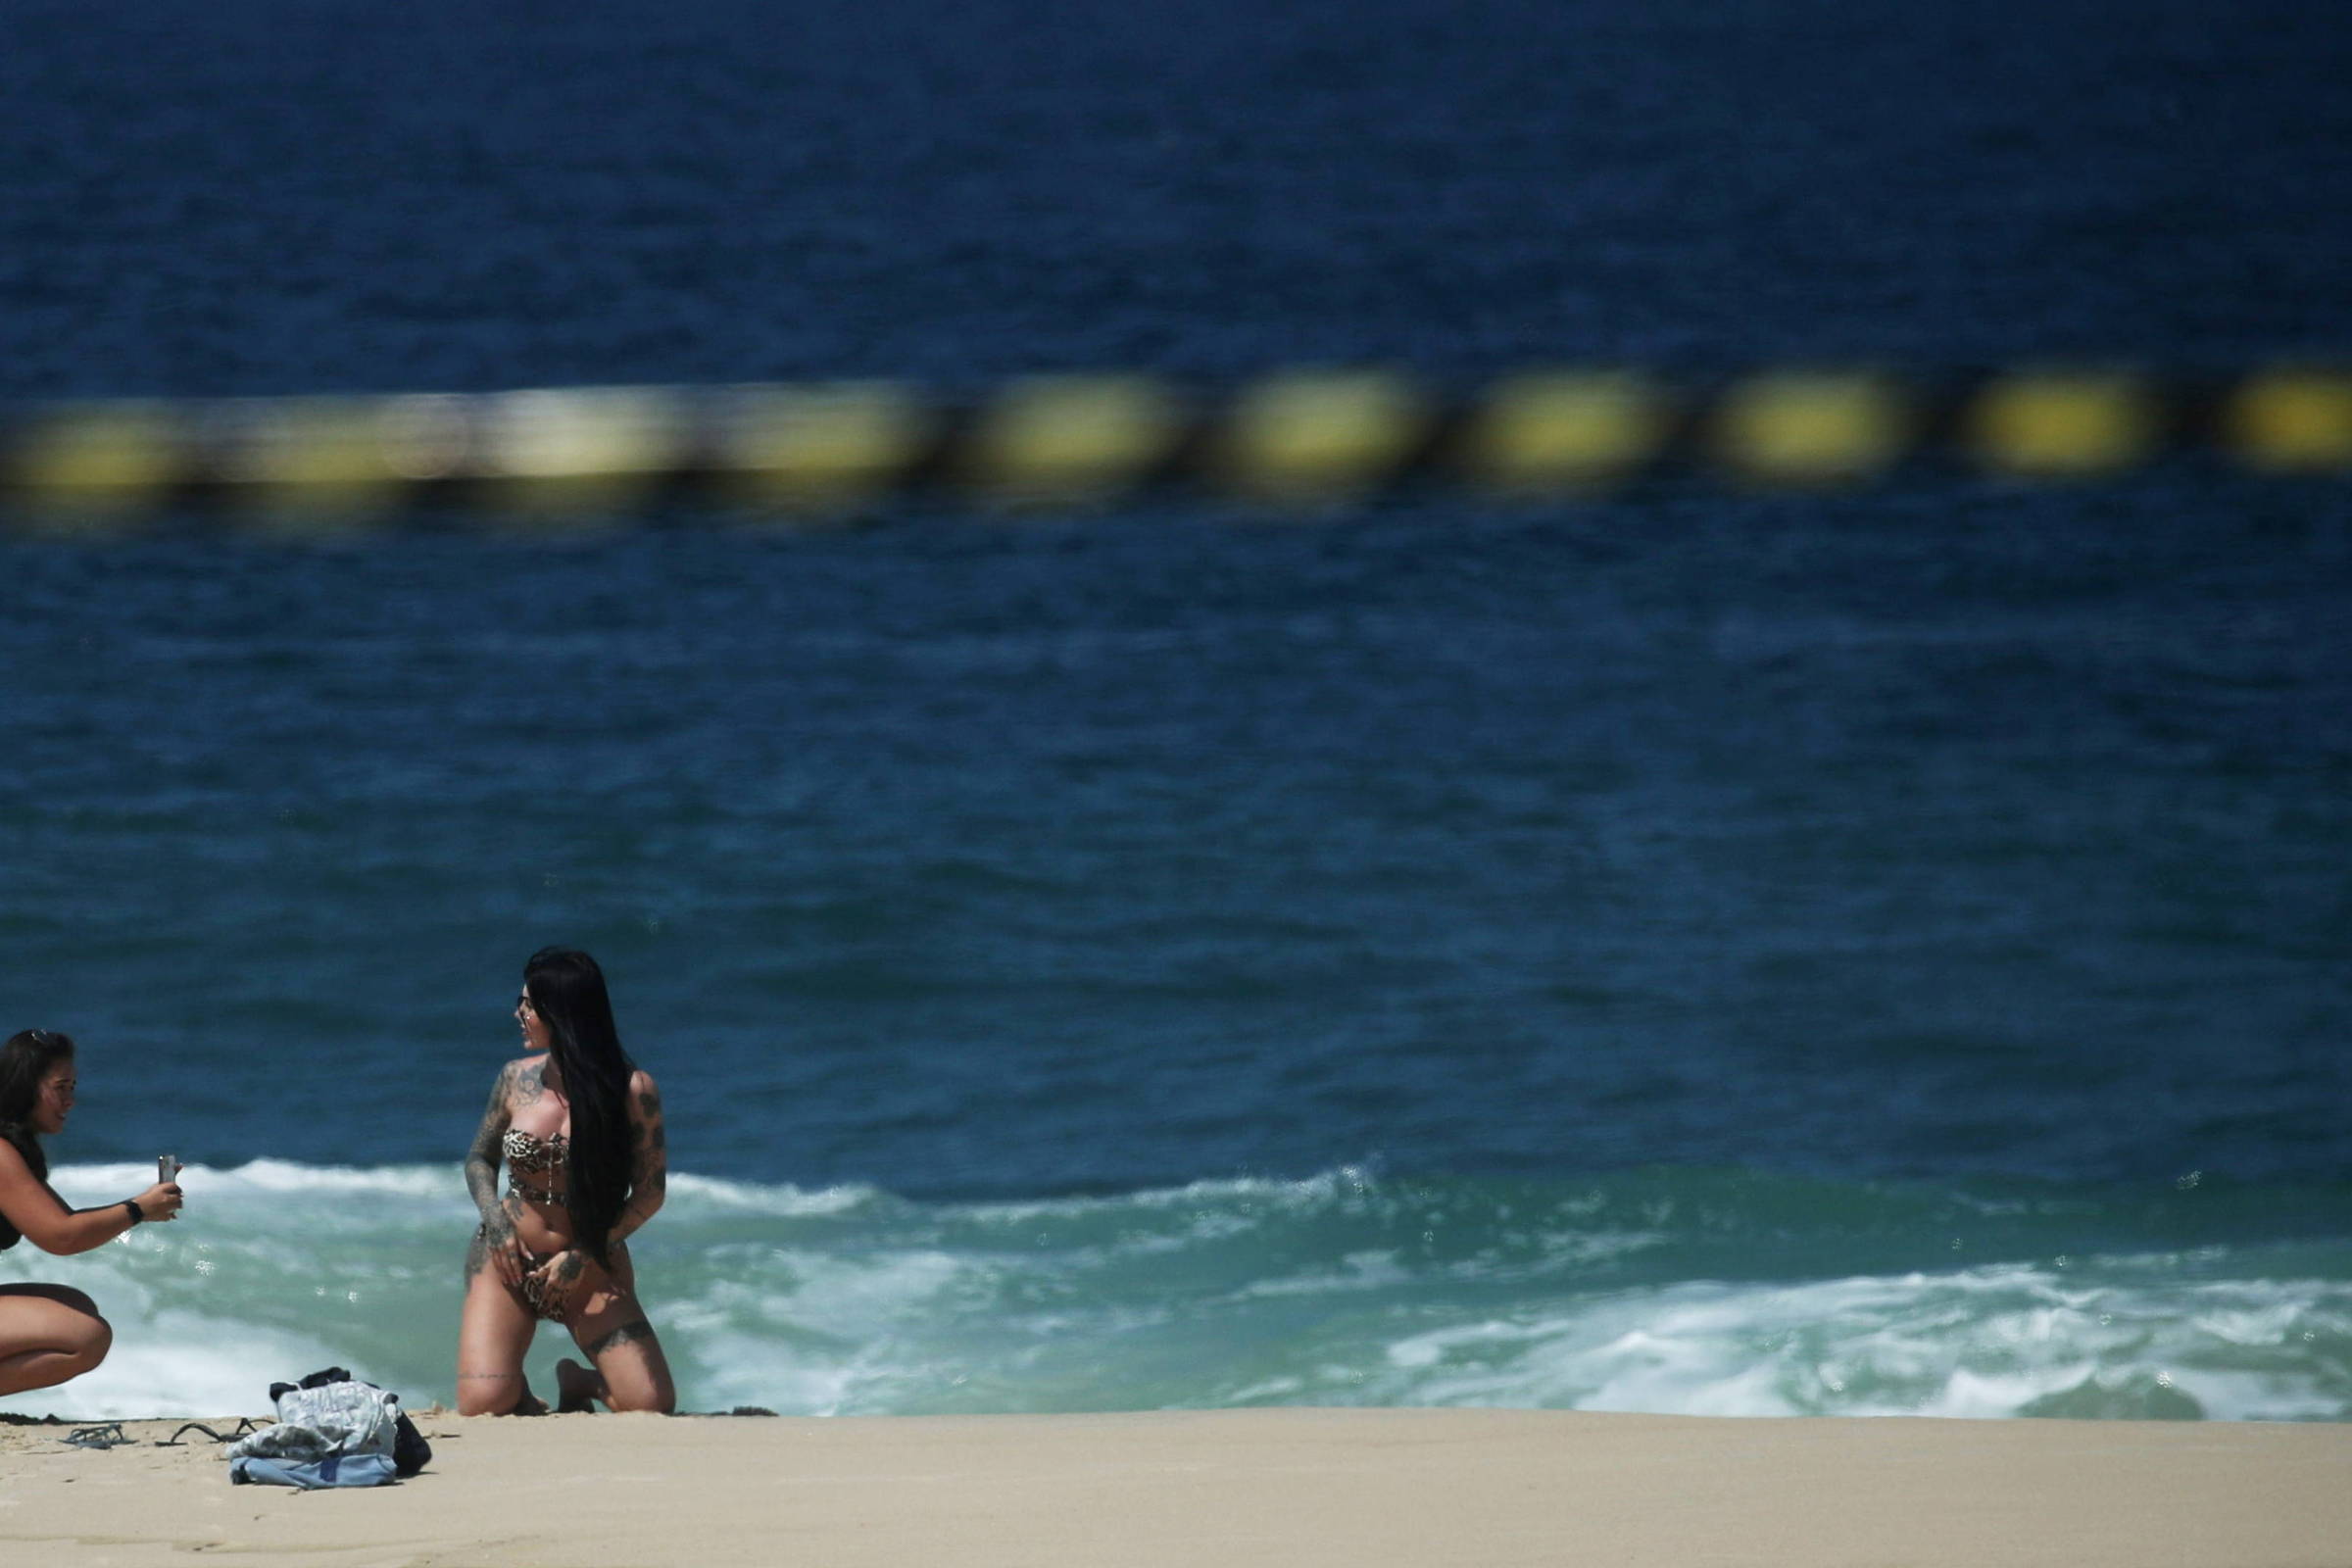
[270,1366,433,1479]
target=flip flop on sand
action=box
[64,1422,130,1449]
[157,1418,267,1447]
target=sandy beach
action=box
[5,1407,2349,1568]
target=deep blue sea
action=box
[3,0,2349,1421]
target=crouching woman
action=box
[0,1029,185,1398]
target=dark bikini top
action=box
[0,1124,44,1250]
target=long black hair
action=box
[0,1028,74,1250]
[523,949,637,1267]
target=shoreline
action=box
[7,1406,2352,1567]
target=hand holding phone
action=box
[146,1155,185,1222]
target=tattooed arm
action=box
[610,1070,667,1247]
[464,1063,527,1286]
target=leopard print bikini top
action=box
[503,1128,568,1203]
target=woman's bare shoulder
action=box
[0,1136,55,1224]
[504,1054,555,1105]
[627,1067,662,1108]
[478,1054,552,1113]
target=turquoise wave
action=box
[6,1161,2348,1423]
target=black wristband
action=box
[122,1199,145,1225]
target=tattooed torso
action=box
[465,1057,668,1280]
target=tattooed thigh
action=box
[584,1318,658,1357]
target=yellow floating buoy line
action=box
[2,365,2348,526]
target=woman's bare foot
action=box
[555,1357,605,1413]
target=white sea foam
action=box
[1359,1262,2352,1421]
[672,1249,975,1341]
[8,1164,2350,1422]
[52,1159,464,1201]
[34,1161,906,1269]
[47,1159,877,1217]
[687,1329,870,1416]
[958,1164,1381,1226]
[664,1173,891,1218]
[1238,1249,1411,1298]
[0,1305,356,1422]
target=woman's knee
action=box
[604,1375,676,1415]
[42,1299,112,1371]
[605,1388,676,1415]
[11,1306,111,1385]
[456,1376,521,1417]
[75,1312,113,1369]
[597,1346,676,1415]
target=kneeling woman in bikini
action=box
[457,948,675,1415]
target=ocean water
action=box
[17,1159,2352,1424]
[5,500,2346,1422]
[4,1,2351,1421]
